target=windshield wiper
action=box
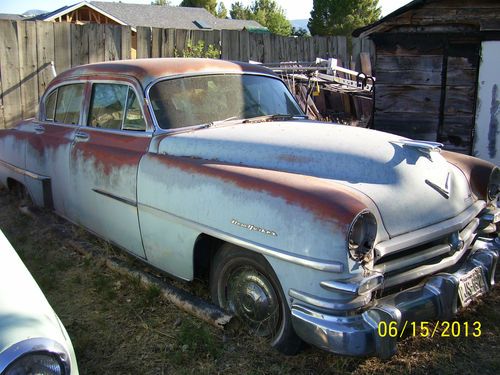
[243,114,308,124]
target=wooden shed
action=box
[353,0,500,164]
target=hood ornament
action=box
[392,140,443,160]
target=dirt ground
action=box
[0,187,499,375]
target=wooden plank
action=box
[442,114,474,150]
[17,21,39,119]
[376,55,443,71]
[262,33,272,63]
[374,112,439,141]
[444,85,476,115]
[136,26,151,59]
[88,23,105,63]
[104,25,121,61]
[174,29,190,56]
[0,20,21,128]
[161,28,175,57]
[53,22,71,74]
[239,29,249,62]
[375,70,442,85]
[151,27,162,58]
[360,52,372,76]
[70,23,89,66]
[375,84,442,114]
[121,26,132,60]
[337,36,347,65]
[36,21,55,97]
[0,60,4,128]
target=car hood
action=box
[156,121,474,237]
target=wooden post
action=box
[53,22,71,74]
[104,25,121,61]
[36,21,55,98]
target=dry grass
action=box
[0,187,498,374]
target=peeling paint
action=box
[488,84,499,158]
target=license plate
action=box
[458,267,487,307]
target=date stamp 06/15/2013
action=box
[377,321,482,338]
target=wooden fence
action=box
[0,19,374,128]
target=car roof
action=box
[50,58,276,91]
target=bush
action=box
[175,40,220,59]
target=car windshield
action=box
[148,74,304,130]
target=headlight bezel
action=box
[0,338,70,375]
[347,210,378,263]
[487,166,500,202]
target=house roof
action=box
[34,1,266,31]
[352,0,426,37]
[0,13,28,21]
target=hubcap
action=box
[224,266,280,336]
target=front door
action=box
[69,81,151,258]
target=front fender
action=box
[137,153,380,280]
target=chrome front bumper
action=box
[291,238,499,358]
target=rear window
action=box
[45,84,85,125]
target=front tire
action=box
[209,244,302,354]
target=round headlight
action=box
[4,353,65,375]
[487,167,500,202]
[347,211,377,262]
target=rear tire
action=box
[210,243,302,355]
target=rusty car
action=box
[0,58,498,357]
[0,229,79,375]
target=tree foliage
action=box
[291,27,309,37]
[308,0,381,36]
[230,0,292,36]
[216,2,228,18]
[175,40,220,58]
[180,0,218,15]
[151,0,171,5]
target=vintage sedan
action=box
[0,58,498,357]
[0,229,78,374]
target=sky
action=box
[0,0,413,20]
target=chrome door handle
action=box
[34,125,45,134]
[75,131,89,141]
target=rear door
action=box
[24,82,85,213]
[69,79,151,258]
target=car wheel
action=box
[210,243,302,354]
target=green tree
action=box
[229,1,250,19]
[230,0,292,36]
[151,0,170,4]
[180,0,217,15]
[216,2,228,18]
[292,27,309,37]
[308,0,381,36]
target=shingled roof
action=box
[34,1,266,31]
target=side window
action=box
[88,83,127,130]
[44,90,57,121]
[54,84,84,125]
[123,88,146,131]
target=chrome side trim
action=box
[289,288,371,310]
[375,201,485,259]
[139,204,343,272]
[0,159,49,181]
[92,188,137,207]
[0,337,71,374]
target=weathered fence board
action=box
[0,21,21,128]
[0,19,372,128]
[17,21,38,119]
[104,25,121,61]
[36,21,55,99]
[54,23,72,73]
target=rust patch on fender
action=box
[441,150,495,200]
[150,154,371,233]
[73,130,150,175]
